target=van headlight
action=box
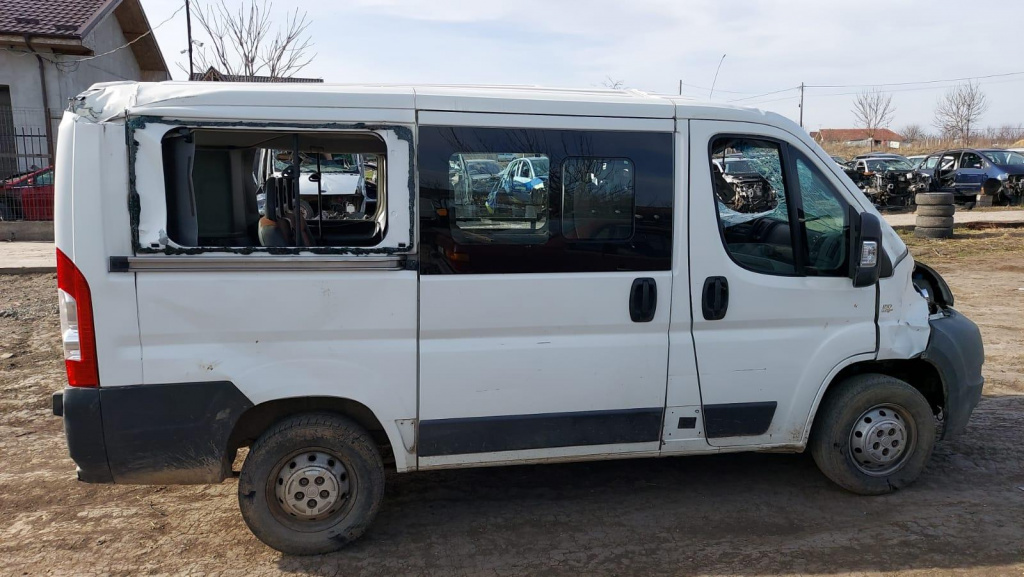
[997,173,1009,181]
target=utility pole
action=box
[678,79,682,96]
[799,82,805,127]
[185,0,195,79]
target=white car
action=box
[53,82,983,555]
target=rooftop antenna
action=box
[709,54,726,100]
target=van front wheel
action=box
[238,413,385,555]
[810,374,936,495]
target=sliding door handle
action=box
[630,278,657,323]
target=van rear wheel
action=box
[238,413,385,555]
[810,374,936,495]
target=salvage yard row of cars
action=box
[832,148,1024,209]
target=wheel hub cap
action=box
[274,451,349,520]
[850,405,911,475]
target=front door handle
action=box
[630,278,657,323]
[702,276,729,321]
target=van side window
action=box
[794,156,849,276]
[448,153,550,244]
[709,138,795,275]
[161,129,387,249]
[562,157,635,241]
[418,126,674,274]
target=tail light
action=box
[56,248,99,387]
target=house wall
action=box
[0,15,153,173]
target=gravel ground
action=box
[1,229,1022,576]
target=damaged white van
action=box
[52,81,983,555]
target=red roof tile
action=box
[0,0,112,38]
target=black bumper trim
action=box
[61,387,113,483]
[58,381,253,484]
[921,308,985,439]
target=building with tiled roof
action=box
[189,66,323,84]
[809,128,905,149]
[0,0,170,178]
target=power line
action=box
[805,70,1024,89]
[727,86,801,103]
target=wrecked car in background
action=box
[916,149,1024,205]
[711,154,777,213]
[450,155,502,204]
[255,151,378,221]
[844,157,929,208]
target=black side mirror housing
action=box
[850,210,882,288]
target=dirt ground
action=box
[1,229,1023,576]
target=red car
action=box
[0,166,54,220]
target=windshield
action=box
[981,150,1024,166]
[273,152,358,173]
[528,158,550,177]
[467,160,500,175]
[866,159,911,171]
[724,158,756,174]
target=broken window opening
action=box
[161,128,388,249]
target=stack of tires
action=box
[914,192,955,239]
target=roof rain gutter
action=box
[24,36,56,166]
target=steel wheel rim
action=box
[267,448,354,531]
[849,404,916,477]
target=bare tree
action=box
[933,81,988,146]
[185,0,314,79]
[851,88,896,150]
[900,123,926,144]
[601,76,626,89]
[995,123,1024,144]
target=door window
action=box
[709,138,795,275]
[923,155,939,169]
[959,152,983,169]
[795,156,849,276]
[562,157,635,241]
[709,137,850,277]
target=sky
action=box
[139,0,1024,134]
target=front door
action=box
[688,120,877,448]
[954,150,987,193]
[416,118,679,467]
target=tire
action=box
[915,192,954,206]
[982,179,1002,197]
[238,413,385,555]
[914,216,954,228]
[0,201,11,221]
[915,204,954,217]
[913,226,953,239]
[298,199,317,220]
[810,374,937,495]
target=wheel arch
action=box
[802,357,944,445]
[227,396,397,472]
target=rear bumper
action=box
[921,309,985,439]
[56,387,114,483]
[53,381,253,484]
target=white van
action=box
[52,82,983,555]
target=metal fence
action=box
[0,106,56,221]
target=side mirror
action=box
[850,211,882,288]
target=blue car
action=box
[916,148,1024,205]
[486,156,550,213]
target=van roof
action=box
[71,81,791,126]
